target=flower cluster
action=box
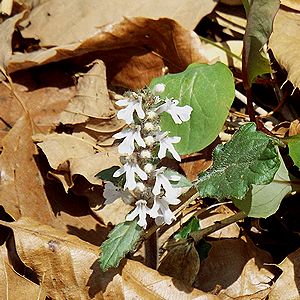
[103,84,193,229]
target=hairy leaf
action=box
[151,62,235,154]
[242,0,280,87]
[197,123,280,200]
[234,151,292,218]
[99,220,143,272]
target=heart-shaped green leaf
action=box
[151,62,235,154]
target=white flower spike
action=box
[113,127,145,155]
[126,199,150,229]
[116,96,145,124]
[113,162,147,190]
[157,133,181,161]
[156,98,193,124]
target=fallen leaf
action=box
[269,247,300,299]
[0,245,47,300]
[269,8,300,89]
[0,217,220,300]
[0,81,74,135]
[19,0,217,46]
[194,236,275,298]
[8,17,208,89]
[59,60,115,124]
[0,114,55,223]
[35,132,120,187]
[158,241,200,286]
[281,0,300,11]
[0,10,26,78]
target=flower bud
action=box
[144,136,155,146]
[153,83,165,94]
[144,122,155,132]
[144,163,155,174]
[140,150,152,159]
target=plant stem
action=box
[190,211,247,243]
[144,228,158,269]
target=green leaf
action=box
[164,169,192,189]
[95,166,126,187]
[174,217,200,240]
[242,0,280,86]
[285,134,300,168]
[99,220,143,272]
[234,150,292,218]
[196,123,281,200]
[150,62,235,155]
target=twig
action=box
[190,211,247,243]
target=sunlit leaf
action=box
[197,123,281,200]
[99,220,143,272]
[151,62,235,154]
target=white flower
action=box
[156,133,181,161]
[126,199,150,229]
[152,83,165,94]
[113,162,147,190]
[103,181,133,204]
[116,97,145,124]
[149,195,180,225]
[152,167,181,197]
[156,98,193,124]
[113,127,145,155]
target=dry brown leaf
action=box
[59,60,115,124]
[8,17,208,89]
[269,8,300,89]
[0,217,220,300]
[215,5,246,37]
[203,40,243,70]
[194,236,275,299]
[289,119,300,136]
[19,0,217,46]
[0,245,47,299]
[0,83,74,135]
[0,112,111,246]
[158,241,200,286]
[281,0,300,11]
[35,132,120,188]
[0,114,55,223]
[0,10,26,78]
[269,247,300,299]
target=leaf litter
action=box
[1,0,300,299]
